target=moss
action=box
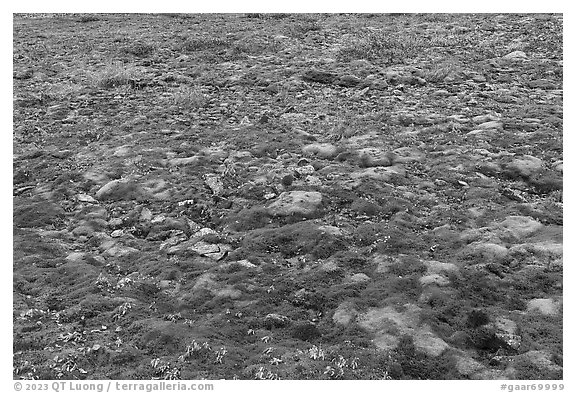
[291,322,322,341]
[350,198,382,216]
[390,335,463,379]
[241,221,347,259]
[466,309,491,328]
[353,222,386,246]
[225,206,273,231]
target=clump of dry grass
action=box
[169,85,208,109]
[422,62,462,83]
[337,30,425,65]
[87,62,144,89]
[181,36,232,52]
[122,42,155,57]
[45,82,84,100]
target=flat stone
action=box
[497,215,543,239]
[502,50,528,60]
[190,241,231,260]
[267,191,323,217]
[477,121,504,130]
[65,252,86,262]
[505,155,544,178]
[76,193,98,203]
[419,274,450,287]
[168,156,200,166]
[357,147,393,167]
[95,179,144,201]
[302,143,338,159]
[349,165,404,182]
[526,298,561,316]
[472,114,500,124]
[102,244,139,258]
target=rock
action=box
[220,259,258,270]
[492,317,522,350]
[476,120,504,131]
[112,145,131,157]
[318,225,343,236]
[65,252,86,262]
[189,241,231,260]
[95,179,144,201]
[472,114,501,124]
[505,155,544,178]
[526,298,561,316]
[552,161,563,172]
[301,69,338,84]
[263,313,291,328]
[357,147,394,167]
[102,244,139,258]
[294,164,316,176]
[335,74,362,87]
[204,174,224,195]
[267,191,323,217]
[168,156,200,166]
[497,215,543,239]
[302,143,338,159]
[76,193,98,204]
[305,175,322,186]
[419,274,450,287]
[502,51,528,61]
[349,166,405,182]
[332,302,357,326]
[346,273,371,284]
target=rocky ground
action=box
[13,13,563,380]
